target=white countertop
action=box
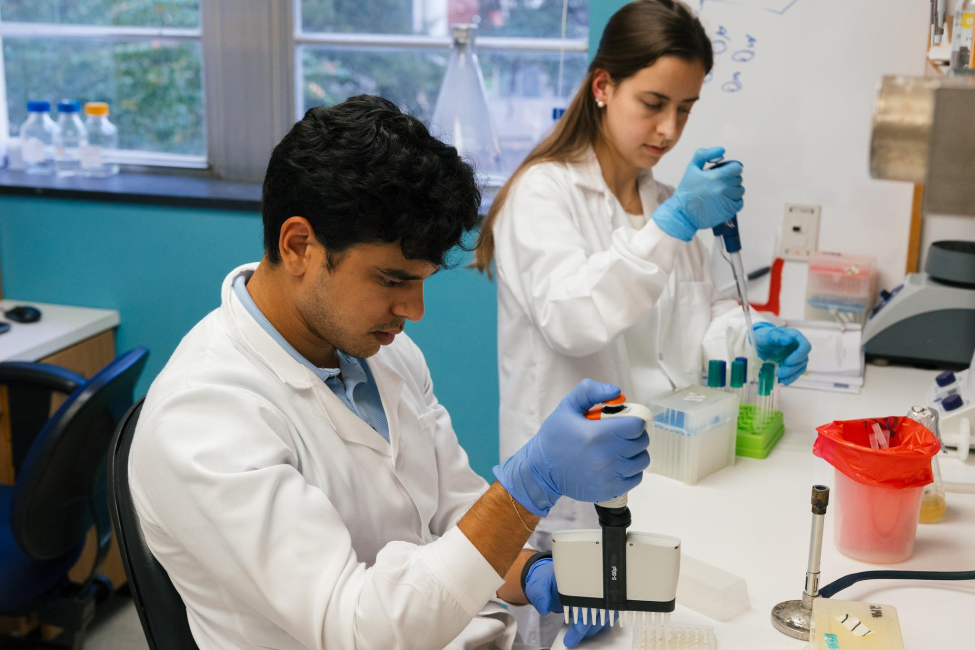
[0,299,120,362]
[555,365,975,649]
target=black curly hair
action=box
[261,95,481,269]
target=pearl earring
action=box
[596,99,605,108]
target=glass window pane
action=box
[479,49,586,173]
[300,45,586,175]
[300,46,448,123]
[300,0,588,40]
[0,1,200,28]
[3,38,205,156]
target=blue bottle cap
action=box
[730,359,747,389]
[936,371,956,387]
[942,394,964,411]
[27,100,51,113]
[707,359,727,388]
[57,100,81,113]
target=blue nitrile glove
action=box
[753,322,811,385]
[493,379,650,517]
[524,558,609,648]
[652,146,745,242]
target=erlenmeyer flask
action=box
[431,24,503,176]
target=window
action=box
[0,1,590,180]
[296,0,589,177]
[0,1,206,167]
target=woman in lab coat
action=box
[473,1,811,645]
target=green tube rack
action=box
[735,403,785,459]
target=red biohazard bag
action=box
[813,417,941,489]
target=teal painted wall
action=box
[589,0,631,60]
[0,196,500,480]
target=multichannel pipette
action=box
[707,158,757,360]
[552,398,681,638]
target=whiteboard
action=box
[651,0,931,291]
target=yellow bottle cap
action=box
[85,102,109,116]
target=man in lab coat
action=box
[128,95,649,650]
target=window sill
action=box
[0,169,262,212]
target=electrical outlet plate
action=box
[778,203,821,261]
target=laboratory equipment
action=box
[735,362,784,460]
[552,529,680,628]
[941,417,972,461]
[804,252,877,326]
[906,406,947,523]
[933,370,961,401]
[630,618,714,650]
[707,159,756,358]
[809,599,905,650]
[82,102,119,177]
[554,400,681,631]
[676,555,749,622]
[832,469,923,563]
[430,25,503,178]
[551,619,716,650]
[773,484,974,641]
[928,368,972,411]
[20,101,58,175]
[814,417,940,564]
[757,363,774,425]
[729,358,747,404]
[706,359,726,390]
[648,386,739,485]
[869,74,975,217]
[771,485,830,640]
[863,241,975,368]
[931,0,947,45]
[54,100,87,177]
[950,0,975,71]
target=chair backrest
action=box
[10,348,148,561]
[0,362,85,476]
[109,399,201,650]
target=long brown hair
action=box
[471,0,713,276]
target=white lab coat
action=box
[493,150,758,646]
[129,264,519,650]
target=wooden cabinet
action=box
[0,305,124,637]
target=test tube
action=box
[730,358,747,406]
[707,359,727,392]
[758,366,773,426]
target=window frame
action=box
[0,15,209,170]
[0,0,588,182]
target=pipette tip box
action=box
[735,404,785,459]
[648,386,739,485]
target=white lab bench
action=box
[554,365,975,649]
[0,299,120,362]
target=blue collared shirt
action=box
[233,272,391,443]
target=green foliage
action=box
[302,48,448,121]
[0,1,199,27]
[2,1,589,158]
[4,38,204,155]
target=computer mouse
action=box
[6,305,42,323]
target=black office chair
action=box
[108,398,201,650]
[0,348,148,649]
